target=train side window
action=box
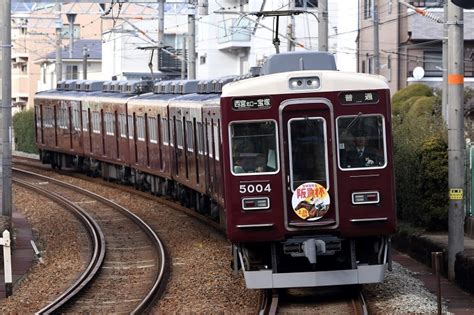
[136,116,145,141]
[230,120,278,175]
[35,106,41,127]
[148,117,158,143]
[162,117,169,145]
[105,112,115,136]
[73,108,80,131]
[337,114,386,170]
[92,111,101,134]
[82,110,89,132]
[119,114,127,138]
[176,119,184,149]
[214,121,220,161]
[186,120,194,152]
[197,122,203,154]
[128,115,134,140]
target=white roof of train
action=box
[221,71,389,98]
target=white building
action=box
[35,39,102,91]
[100,0,358,80]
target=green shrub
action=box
[12,109,38,154]
[392,84,448,231]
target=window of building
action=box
[367,55,374,74]
[66,65,78,80]
[364,0,373,19]
[295,0,318,8]
[423,51,442,76]
[20,64,27,75]
[62,24,81,39]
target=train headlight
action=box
[242,197,270,211]
[289,76,320,90]
[352,191,380,205]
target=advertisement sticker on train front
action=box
[292,183,330,221]
[232,97,271,110]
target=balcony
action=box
[217,18,251,52]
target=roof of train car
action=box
[35,89,89,101]
[221,70,389,98]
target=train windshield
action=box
[230,120,278,175]
[288,117,328,190]
[337,114,386,170]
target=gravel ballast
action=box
[3,170,453,313]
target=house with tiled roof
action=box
[35,39,102,91]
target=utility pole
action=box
[181,37,186,79]
[442,1,448,120]
[157,0,165,74]
[447,0,465,282]
[187,12,196,80]
[373,4,380,75]
[0,0,12,226]
[55,3,62,82]
[66,13,76,59]
[82,47,89,80]
[318,0,328,52]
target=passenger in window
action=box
[234,157,246,173]
[346,130,381,168]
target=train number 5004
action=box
[239,184,271,194]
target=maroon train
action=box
[35,52,396,289]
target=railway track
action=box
[258,286,368,315]
[12,168,168,314]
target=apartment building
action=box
[11,3,105,109]
[357,0,474,95]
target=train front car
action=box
[220,52,396,289]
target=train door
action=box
[280,99,338,230]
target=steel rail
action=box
[13,168,168,314]
[13,175,105,315]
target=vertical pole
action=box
[0,0,13,223]
[431,252,442,315]
[157,0,165,74]
[447,1,465,281]
[66,13,77,59]
[287,0,295,52]
[82,47,88,80]
[318,0,328,52]
[55,3,62,83]
[181,37,186,79]
[442,1,448,120]
[373,4,380,75]
[187,13,196,80]
[2,230,12,298]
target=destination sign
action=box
[232,97,272,110]
[339,91,379,105]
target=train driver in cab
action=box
[345,129,381,168]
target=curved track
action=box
[13,168,168,314]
